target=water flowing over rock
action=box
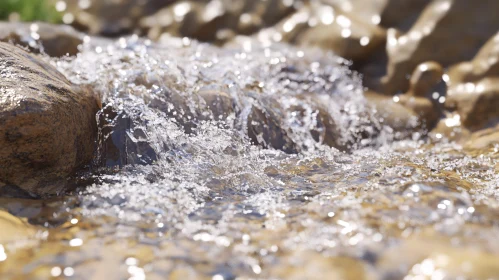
[0,42,100,197]
[6,1,499,279]
[55,36,380,156]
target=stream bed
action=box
[1,36,499,280]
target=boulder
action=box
[0,42,101,197]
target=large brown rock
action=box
[0,42,101,197]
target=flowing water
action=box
[1,36,499,280]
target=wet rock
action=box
[197,89,234,121]
[405,62,445,98]
[0,210,36,244]
[463,125,499,150]
[366,62,445,133]
[296,14,385,62]
[0,22,83,57]
[399,61,445,128]
[141,0,295,43]
[323,0,431,32]
[247,98,298,154]
[376,0,432,31]
[140,1,212,42]
[288,96,344,150]
[270,250,369,280]
[64,0,175,35]
[378,233,499,279]
[382,0,499,95]
[445,33,499,131]
[430,114,470,142]
[0,42,100,197]
[365,91,420,135]
[255,2,385,62]
[246,93,375,152]
[96,105,158,168]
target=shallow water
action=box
[1,36,499,280]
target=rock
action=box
[294,97,344,150]
[197,89,234,121]
[95,105,157,169]
[365,91,421,135]
[463,125,499,150]
[405,62,445,98]
[247,98,298,154]
[445,32,499,131]
[269,250,369,280]
[140,1,212,42]
[430,114,470,142]
[0,22,84,57]
[366,62,445,133]
[64,0,175,35]
[0,42,101,197]
[263,3,386,62]
[378,233,499,279]
[382,0,499,95]
[323,0,431,31]
[376,0,432,31]
[246,93,376,152]
[141,0,295,43]
[0,210,36,244]
[399,61,445,128]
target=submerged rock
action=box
[0,42,101,197]
[0,22,84,57]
